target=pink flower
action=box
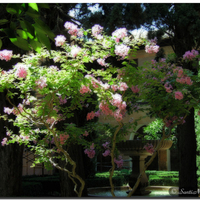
[175,91,184,100]
[0,50,12,61]
[183,50,199,61]
[118,82,128,91]
[145,45,159,54]
[87,111,96,121]
[55,35,66,46]
[97,58,108,67]
[115,44,130,59]
[59,96,67,104]
[1,137,8,146]
[6,131,11,136]
[35,77,47,89]
[164,82,173,93]
[112,28,127,42]
[60,133,69,145]
[95,110,100,117]
[131,85,140,93]
[99,101,113,116]
[4,107,13,115]
[84,149,95,159]
[114,155,123,168]
[64,22,80,37]
[185,77,193,85]
[102,142,110,149]
[80,85,91,94]
[92,24,103,38]
[144,143,154,154]
[71,46,81,57]
[111,93,122,107]
[102,149,110,157]
[84,143,95,159]
[111,85,118,92]
[15,64,28,78]
[83,131,89,137]
[113,109,123,122]
[46,117,57,125]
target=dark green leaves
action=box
[1,3,54,52]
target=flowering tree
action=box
[0,22,150,197]
[121,50,200,196]
[1,20,200,197]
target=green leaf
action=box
[0,39,2,49]
[38,3,49,9]
[10,37,31,51]
[35,31,51,50]
[82,56,90,63]
[28,3,39,12]
[26,6,40,18]
[16,29,28,39]
[0,19,9,25]
[6,4,17,14]
[34,19,55,40]
[20,20,35,36]
[83,31,87,36]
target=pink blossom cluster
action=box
[80,85,91,94]
[6,131,11,136]
[114,155,123,168]
[59,96,67,104]
[102,149,110,157]
[183,49,199,61]
[86,111,100,121]
[174,91,183,100]
[164,82,173,93]
[99,101,113,116]
[97,58,108,67]
[114,44,130,59]
[4,107,13,115]
[144,143,154,154]
[112,28,127,43]
[59,133,69,145]
[71,46,81,57]
[83,131,89,137]
[13,103,23,115]
[64,21,83,37]
[46,117,57,125]
[176,76,193,85]
[15,64,28,79]
[54,35,66,46]
[84,143,95,159]
[145,44,159,54]
[35,77,47,89]
[102,141,111,157]
[174,67,193,85]
[118,82,128,91]
[1,138,8,146]
[0,50,12,61]
[131,85,140,93]
[91,24,103,38]
[102,141,110,149]
[165,116,185,127]
[101,83,110,90]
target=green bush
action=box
[149,176,179,186]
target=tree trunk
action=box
[0,91,24,197]
[59,144,88,197]
[177,108,198,197]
